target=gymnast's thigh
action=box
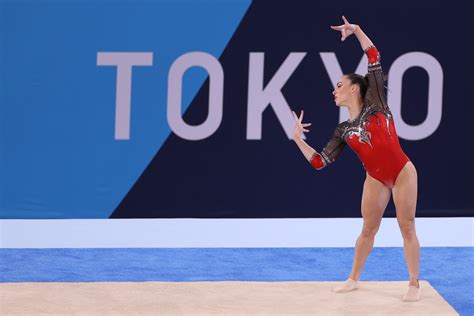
[360,173,392,228]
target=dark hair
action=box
[345,73,369,100]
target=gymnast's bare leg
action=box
[333,173,391,293]
[393,161,421,301]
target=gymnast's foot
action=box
[402,279,420,302]
[332,277,359,293]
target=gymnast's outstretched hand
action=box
[291,110,311,140]
[330,15,358,42]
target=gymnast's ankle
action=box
[408,277,420,288]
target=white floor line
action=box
[1,218,472,248]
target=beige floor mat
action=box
[0,280,458,315]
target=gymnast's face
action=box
[332,76,354,107]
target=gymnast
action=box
[292,16,421,302]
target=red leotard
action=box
[310,46,409,188]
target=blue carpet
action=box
[1,247,472,315]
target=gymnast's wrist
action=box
[293,134,303,142]
[353,24,361,34]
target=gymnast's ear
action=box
[351,84,359,94]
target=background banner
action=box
[1,0,472,218]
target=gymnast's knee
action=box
[398,218,416,240]
[360,225,379,239]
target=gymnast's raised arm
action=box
[331,16,387,108]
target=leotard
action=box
[310,46,409,188]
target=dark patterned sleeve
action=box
[310,125,346,170]
[364,46,389,110]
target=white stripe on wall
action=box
[1,218,473,248]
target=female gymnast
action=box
[292,16,421,302]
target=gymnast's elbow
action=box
[309,153,327,171]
